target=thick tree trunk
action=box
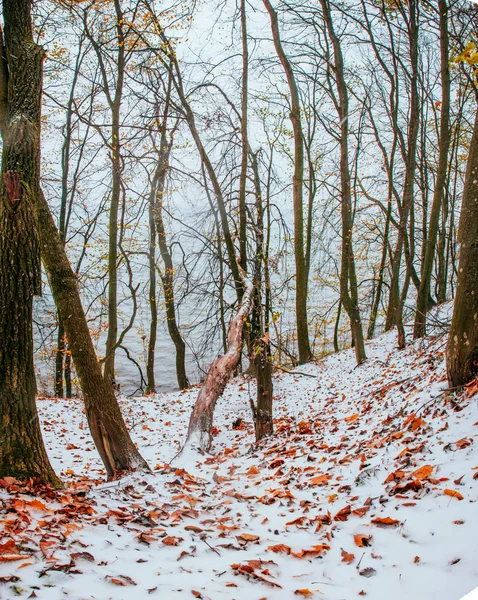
[446,108,478,387]
[413,0,450,339]
[37,190,150,479]
[263,0,312,364]
[0,0,60,486]
[183,266,254,453]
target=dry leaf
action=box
[341,548,355,564]
[411,465,434,480]
[371,517,400,527]
[444,489,464,500]
[268,544,291,555]
[238,533,260,542]
[354,534,372,547]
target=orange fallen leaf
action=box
[341,548,355,564]
[162,536,183,546]
[444,489,463,500]
[309,474,330,486]
[354,534,372,547]
[371,517,400,527]
[334,505,351,521]
[268,544,291,555]
[105,575,137,586]
[0,554,29,563]
[238,533,260,542]
[345,413,359,423]
[295,590,313,597]
[291,544,330,558]
[411,465,434,480]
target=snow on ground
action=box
[1,303,477,600]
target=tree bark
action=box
[183,265,255,453]
[0,0,60,486]
[320,0,367,365]
[446,107,478,387]
[413,0,450,339]
[250,151,274,441]
[385,0,420,340]
[262,0,312,364]
[37,189,150,479]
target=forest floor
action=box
[1,303,478,600]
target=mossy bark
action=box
[0,0,60,487]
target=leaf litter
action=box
[0,302,477,599]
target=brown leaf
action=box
[309,474,330,487]
[371,517,400,527]
[354,534,372,547]
[237,533,260,542]
[268,544,291,555]
[295,590,313,597]
[162,536,183,546]
[291,544,330,558]
[444,489,464,500]
[70,552,95,562]
[334,505,351,521]
[359,567,376,578]
[341,548,355,564]
[105,575,137,586]
[411,465,434,480]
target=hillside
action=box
[0,303,477,600]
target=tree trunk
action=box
[0,0,61,486]
[37,190,150,479]
[320,0,366,365]
[183,266,254,453]
[250,150,274,441]
[150,115,189,390]
[145,177,157,394]
[446,108,478,387]
[385,0,420,335]
[263,0,312,364]
[413,0,450,338]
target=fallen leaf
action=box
[354,534,372,547]
[162,536,183,546]
[341,548,355,564]
[444,489,463,500]
[238,533,260,542]
[371,517,400,527]
[268,544,291,555]
[359,567,377,578]
[411,465,433,480]
[105,575,137,586]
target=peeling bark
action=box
[183,266,255,453]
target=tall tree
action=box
[263,0,312,364]
[446,103,478,386]
[82,0,126,386]
[319,0,367,365]
[413,0,451,338]
[0,0,60,486]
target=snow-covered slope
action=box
[1,303,477,599]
